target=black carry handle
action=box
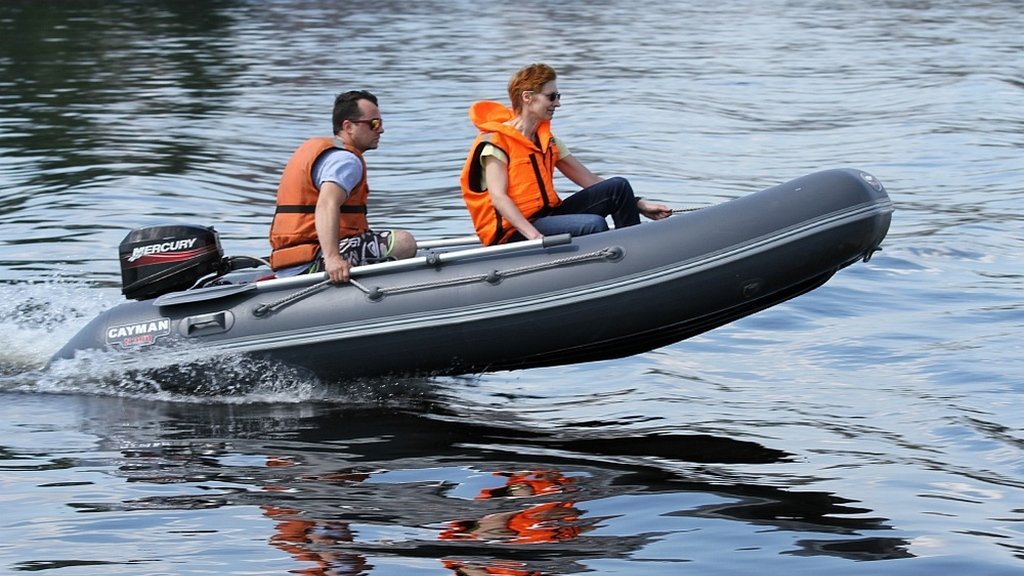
[542,233,573,248]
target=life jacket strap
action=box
[275,204,368,214]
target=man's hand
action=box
[324,253,351,284]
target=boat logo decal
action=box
[859,172,884,192]
[106,318,172,348]
[127,238,200,264]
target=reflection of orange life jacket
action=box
[438,501,581,545]
[460,101,561,245]
[262,505,324,566]
[479,469,577,499]
[263,504,364,575]
[442,559,542,576]
[506,501,581,544]
[269,138,369,269]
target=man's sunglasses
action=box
[350,118,383,130]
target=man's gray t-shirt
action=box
[311,149,362,197]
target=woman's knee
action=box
[605,176,635,197]
[576,215,609,235]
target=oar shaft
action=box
[415,235,481,249]
[258,234,572,291]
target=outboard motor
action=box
[119,224,225,300]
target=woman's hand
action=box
[638,199,672,220]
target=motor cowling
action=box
[118,224,225,300]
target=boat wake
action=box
[0,280,432,404]
[0,278,106,374]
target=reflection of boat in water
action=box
[60,396,912,574]
[51,168,893,381]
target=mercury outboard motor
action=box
[119,224,225,300]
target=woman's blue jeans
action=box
[511,176,640,240]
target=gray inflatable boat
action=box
[51,168,893,381]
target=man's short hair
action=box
[332,90,378,134]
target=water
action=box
[1,0,1022,574]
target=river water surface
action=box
[1,1,1022,574]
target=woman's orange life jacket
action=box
[460,101,562,245]
[268,138,369,270]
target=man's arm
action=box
[315,181,351,283]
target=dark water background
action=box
[1,1,1022,574]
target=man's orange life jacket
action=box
[460,101,561,245]
[269,138,369,270]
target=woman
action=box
[460,63,671,245]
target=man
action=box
[269,90,416,283]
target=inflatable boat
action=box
[51,168,893,382]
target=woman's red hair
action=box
[507,63,557,115]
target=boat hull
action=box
[52,168,893,382]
